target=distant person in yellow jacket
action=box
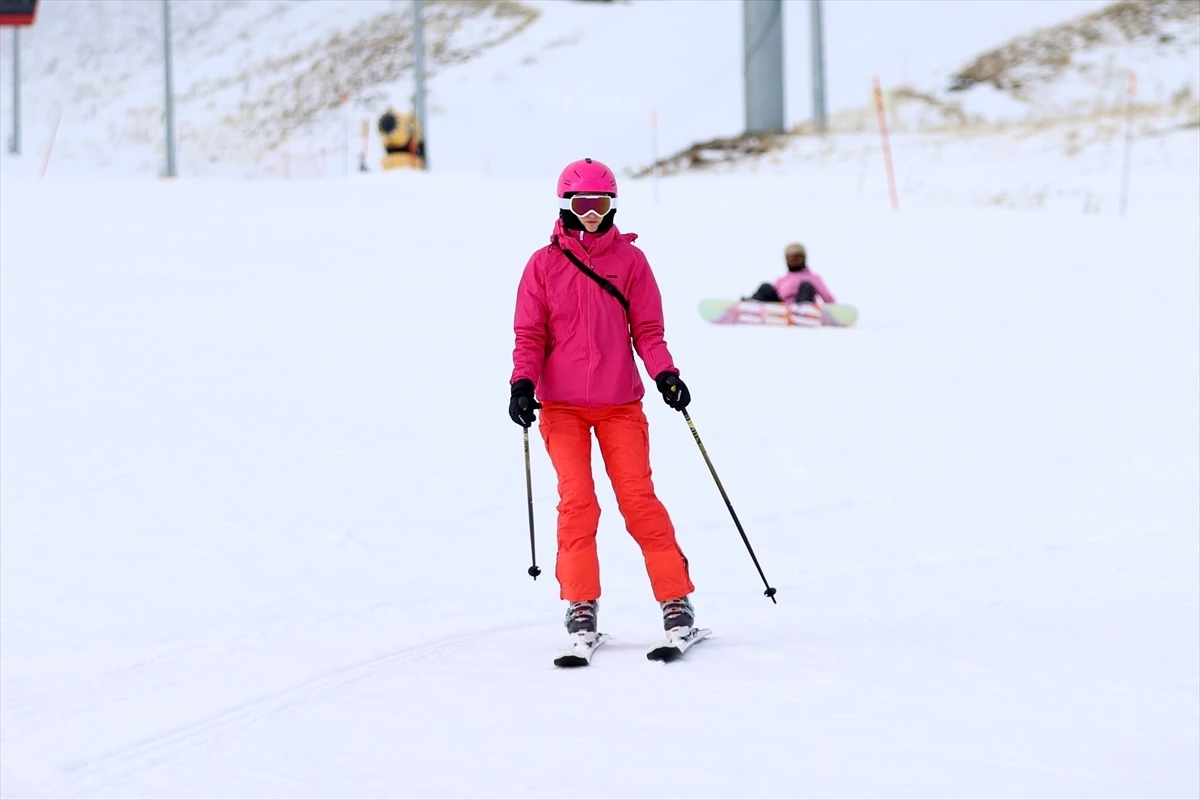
[378,108,425,170]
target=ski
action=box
[646,627,712,662]
[553,632,611,667]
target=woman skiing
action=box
[508,157,697,646]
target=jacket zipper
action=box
[585,257,594,406]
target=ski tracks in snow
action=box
[50,620,541,798]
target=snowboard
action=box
[699,299,858,328]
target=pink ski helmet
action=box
[556,157,617,197]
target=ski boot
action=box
[660,596,695,636]
[565,599,598,638]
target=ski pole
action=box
[681,409,777,603]
[523,427,541,580]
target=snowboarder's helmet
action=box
[785,243,806,259]
[557,158,618,198]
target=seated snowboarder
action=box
[744,243,836,305]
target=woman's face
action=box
[578,212,604,233]
[564,194,612,233]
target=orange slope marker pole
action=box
[873,75,899,210]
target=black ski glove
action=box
[509,378,542,428]
[654,371,690,411]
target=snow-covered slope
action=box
[0,0,545,177]
[1,2,1198,799]
[2,143,1197,800]
[946,0,1200,121]
[7,0,1191,180]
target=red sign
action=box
[0,0,38,26]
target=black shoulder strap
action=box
[558,245,630,313]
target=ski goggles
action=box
[559,194,616,218]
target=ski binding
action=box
[553,631,611,668]
[646,626,712,662]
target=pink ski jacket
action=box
[510,219,678,409]
[774,269,836,304]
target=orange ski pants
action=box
[538,400,694,604]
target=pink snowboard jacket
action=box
[774,269,836,304]
[510,219,678,409]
